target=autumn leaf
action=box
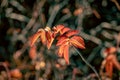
[65,30,79,37]
[30,27,54,49]
[30,31,42,47]
[53,25,65,34]
[105,57,113,78]
[103,47,120,78]
[56,36,69,46]
[29,45,37,59]
[56,30,85,64]
[70,36,85,49]
[30,24,85,64]
[60,27,71,35]
[58,42,70,64]
[63,44,69,64]
[46,30,54,49]
[39,29,46,45]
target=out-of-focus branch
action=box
[22,0,46,35]
[46,0,69,27]
[73,47,101,80]
[0,62,11,80]
[80,31,102,45]
[111,0,120,11]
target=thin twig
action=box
[73,47,101,80]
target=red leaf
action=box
[105,54,120,77]
[58,45,65,57]
[58,44,70,64]
[70,36,85,49]
[30,31,41,47]
[63,44,69,64]
[46,31,54,49]
[56,36,69,46]
[105,60,113,77]
[40,29,46,45]
[112,56,120,70]
[53,25,65,34]
[29,45,37,59]
[65,30,79,37]
[60,27,71,35]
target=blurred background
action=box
[0,0,120,80]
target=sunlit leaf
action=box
[58,45,65,57]
[40,29,46,45]
[53,25,64,34]
[60,27,71,35]
[30,30,42,47]
[70,36,85,49]
[46,31,54,49]
[105,54,120,77]
[58,43,69,64]
[29,45,37,59]
[105,60,113,77]
[63,44,69,64]
[112,56,120,70]
[65,30,79,37]
[44,27,55,49]
[56,36,69,46]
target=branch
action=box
[0,62,11,80]
[46,0,69,27]
[73,47,101,80]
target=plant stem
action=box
[73,47,101,80]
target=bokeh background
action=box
[0,0,120,80]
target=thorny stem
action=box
[73,47,101,80]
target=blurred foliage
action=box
[0,0,120,80]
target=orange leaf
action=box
[70,36,85,49]
[58,45,65,57]
[63,44,69,64]
[10,69,22,79]
[40,29,46,45]
[60,27,71,35]
[53,25,65,34]
[30,31,41,47]
[113,59,120,70]
[46,31,54,49]
[58,44,70,64]
[45,27,54,49]
[56,36,69,46]
[105,60,113,77]
[29,45,37,59]
[65,30,79,37]
[105,54,120,78]
[111,54,120,70]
